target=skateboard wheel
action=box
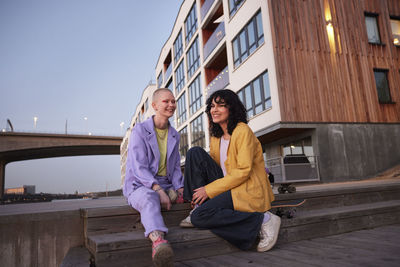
[288,186,296,193]
[278,186,286,194]
[287,209,296,218]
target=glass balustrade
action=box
[206,66,229,94]
[203,22,225,61]
[200,0,215,21]
[164,63,172,82]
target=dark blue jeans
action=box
[183,146,263,250]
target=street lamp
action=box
[33,117,38,130]
[120,122,125,135]
[84,117,88,134]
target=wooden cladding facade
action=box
[268,0,400,123]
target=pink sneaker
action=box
[152,237,174,267]
[176,194,184,204]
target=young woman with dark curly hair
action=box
[180,89,281,252]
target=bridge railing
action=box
[1,129,123,137]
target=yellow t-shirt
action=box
[155,127,168,176]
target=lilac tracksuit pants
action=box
[126,175,174,237]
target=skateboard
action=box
[270,198,306,218]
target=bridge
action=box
[0,132,122,198]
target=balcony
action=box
[206,66,229,95]
[203,22,225,61]
[201,0,215,21]
[164,63,172,83]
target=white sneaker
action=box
[179,208,195,228]
[257,211,281,252]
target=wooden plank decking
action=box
[175,224,400,267]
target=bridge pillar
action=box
[0,160,5,198]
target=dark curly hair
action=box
[205,89,247,138]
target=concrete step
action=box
[86,199,400,267]
[88,227,237,267]
[81,203,191,236]
[81,183,400,238]
[278,199,400,243]
[274,183,400,212]
[60,246,93,267]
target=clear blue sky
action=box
[0,0,183,194]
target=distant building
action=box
[120,84,157,186]
[121,0,400,186]
[5,185,36,195]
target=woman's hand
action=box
[153,184,171,210]
[192,186,208,205]
[157,189,172,210]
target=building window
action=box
[166,79,173,91]
[390,17,400,46]
[174,30,184,63]
[175,60,185,94]
[157,71,163,88]
[190,114,205,148]
[282,137,315,164]
[185,3,198,44]
[229,0,244,17]
[373,69,392,103]
[232,10,264,68]
[144,99,148,113]
[179,126,189,159]
[189,74,202,115]
[169,117,176,129]
[238,71,271,118]
[283,137,313,156]
[186,37,200,79]
[177,92,187,126]
[139,111,143,123]
[365,13,381,44]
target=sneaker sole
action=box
[153,243,174,267]
[179,221,194,228]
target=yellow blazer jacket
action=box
[205,122,275,212]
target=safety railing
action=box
[205,66,229,95]
[203,22,225,61]
[200,0,215,21]
[265,155,320,184]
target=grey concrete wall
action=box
[316,123,400,182]
[0,210,84,267]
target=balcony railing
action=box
[200,0,215,21]
[206,66,229,95]
[265,156,320,184]
[203,22,225,61]
[164,63,172,82]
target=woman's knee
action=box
[187,146,206,159]
[129,188,160,211]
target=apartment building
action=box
[122,0,400,185]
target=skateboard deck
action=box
[271,199,306,208]
[270,199,306,218]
